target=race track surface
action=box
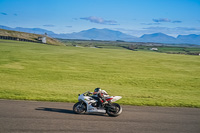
[0,100,200,133]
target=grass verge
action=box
[0,40,200,107]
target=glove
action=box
[88,91,92,94]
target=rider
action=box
[92,88,108,108]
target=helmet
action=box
[94,88,101,92]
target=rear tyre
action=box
[73,102,86,114]
[106,103,122,117]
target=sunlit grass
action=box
[0,40,200,107]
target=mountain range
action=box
[0,25,200,45]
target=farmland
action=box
[59,39,200,55]
[0,39,200,107]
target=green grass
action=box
[0,40,200,107]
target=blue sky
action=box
[0,0,200,37]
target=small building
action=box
[38,37,46,43]
[150,48,158,51]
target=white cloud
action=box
[80,16,118,25]
[152,18,182,24]
[43,24,55,27]
[0,12,8,15]
[153,18,171,22]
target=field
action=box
[60,39,200,55]
[0,39,200,107]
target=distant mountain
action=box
[140,33,176,43]
[139,33,200,45]
[176,34,200,44]
[53,28,137,41]
[53,29,200,45]
[0,25,55,35]
[0,25,200,45]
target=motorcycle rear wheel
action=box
[106,103,122,117]
[73,102,86,114]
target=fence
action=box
[0,35,40,43]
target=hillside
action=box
[0,28,63,46]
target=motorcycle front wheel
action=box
[73,102,86,114]
[106,103,122,117]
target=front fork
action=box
[78,101,87,112]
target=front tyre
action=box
[73,102,86,114]
[106,103,122,117]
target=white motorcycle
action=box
[73,91,122,117]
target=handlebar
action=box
[83,91,93,96]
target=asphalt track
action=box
[0,100,200,133]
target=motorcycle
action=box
[73,91,122,117]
